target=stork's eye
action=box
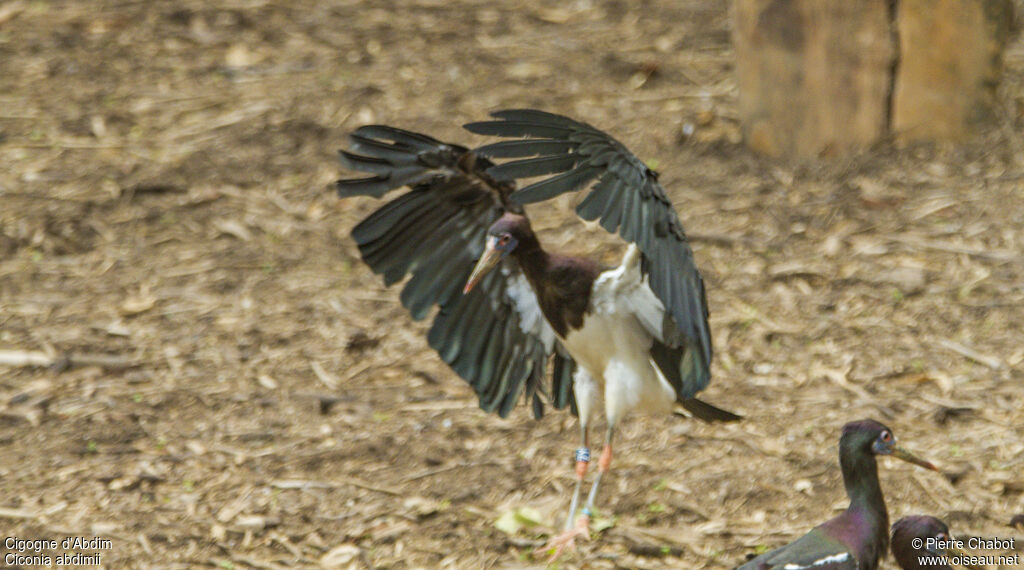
[937,533,948,541]
[498,235,510,245]
[880,430,892,443]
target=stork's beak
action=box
[891,445,938,471]
[943,539,982,570]
[464,237,501,294]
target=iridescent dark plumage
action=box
[336,111,737,422]
[338,110,740,557]
[337,126,558,418]
[891,516,954,570]
[483,213,600,338]
[738,420,938,570]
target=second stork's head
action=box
[464,213,531,294]
[891,516,976,569]
[840,419,938,471]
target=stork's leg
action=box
[580,424,615,527]
[539,424,614,561]
[563,421,590,531]
[536,367,597,560]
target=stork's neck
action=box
[510,231,551,287]
[841,450,886,520]
[509,228,598,338]
[838,449,889,567]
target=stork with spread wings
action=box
[337,109,739,557]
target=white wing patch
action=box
[501,263,556,351]
[781,552,851,569]
[592,245,666,342]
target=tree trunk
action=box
[733,0,1014,159]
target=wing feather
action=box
[488,155,580,180]
[507,165,603,204]
[575,177,617,220]
[475,139,577,158]
[338,124,576,418]
[465,110,714,398]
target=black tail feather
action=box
[675,398,741,423]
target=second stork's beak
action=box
[464,237,502,294]
[891,445,939,471]
[943,539,982,570]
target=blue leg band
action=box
[575,448,591,463]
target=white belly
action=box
[562,310,676,424]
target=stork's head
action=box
[463,214,530,294]
[891,516,976,568]
[840,419,937,471]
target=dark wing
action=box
[465,109,713,398]
[337,125,574,418]
[737,529,858,570]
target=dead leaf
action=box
[214,219,252,241]
[320,544,362,569]
[494,506,545,535]
[121,285,156,315]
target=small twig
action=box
[270,479,337,490]
[345,478,402,496]
[168,104,272,142]
[0,1,26,25]
[0,507,37,520]
[886,234,1021,262]
[936,339,1003,370]
[614,525,698,553]
[400,462,498,483]
[0,350,51,367]
[630,86,732,102]
[136,533,153,556]
[402,464,464,483]
[52,353,140,372]
[628,543,684,557]
[310,360,339,390]
[227,554,288,570]
[911,472,949,509]
[504,536,546,549]
[400,400,473,412]
[0,349,138,371]
[814,361,875,404]
[687,231,755,247]
[2,141,129,149]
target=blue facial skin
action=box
[492,234,518,256]
[871,430,894,455]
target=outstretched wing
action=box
[465,109,713,398]
[338,125,574,418]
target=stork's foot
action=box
[536,514,591,561]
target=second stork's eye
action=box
[880,430,892,443]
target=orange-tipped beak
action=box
[463,238,502,294]
[945,540,983,570]
[892,445,938,471]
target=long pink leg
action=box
[538,426,615,561]
[563,425,590,531]
[580,426,615,527]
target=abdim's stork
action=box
[890,516,976,570]
[336,109,739,554]
[737,420,940,570]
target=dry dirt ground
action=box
[2,1,1024,569]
